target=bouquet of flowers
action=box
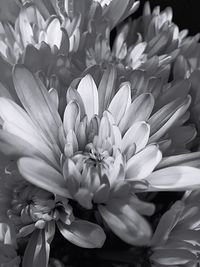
[0,0,200,266]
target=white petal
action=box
[57,220,106,248]
[147,166,200,191]
[119,93,154,134]
[46,18,62,48]
[122,121,150,153]
[22,230,50,267]
[126,145,162,180]
[77,75,99,121]
[98,199,152,245]
[63,101,80,134]
[108,82,131,125]
[13,65,62,145]
[18,157,70,198]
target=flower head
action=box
[0,65,200,253]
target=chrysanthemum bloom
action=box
[150,196,200,266]
[0,0,140,80]
[1,64,200,253]
[0,219,21,267]
[0,162,106,267]
[86,1,188,79]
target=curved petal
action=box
[77,74,99,121]
[126,144,162,180]
[98,199,152,246]
[22,230,49,267]
[122,121,150,153]
[57,219,106,248]
[18,157,70,198]
[147,166,200,191]
[151,249,196,265]
[119,93,154,134]
[13,65,62,145]
[108,82,131,125]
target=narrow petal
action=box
[13,65,62,145]
[122,121,150,153]
[126,145,162,180]
[57,220,106,248]
[151,201,184,246]
[157,152,200,169]
[63,101,80,134]
[77,75,99,121]
[149,96,191,142]
[22,230,49,267]
[147,166,200,191]
[119,93,154,134]
[108,82,131,125]
[18,157,70,198]
[103,0,129,29]
[98,65,116,116]
[98,200,152,246]
[151,249,196,265]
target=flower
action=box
[0,162,106,267]
[0,65,200,251]
[150,195,200,266]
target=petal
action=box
[119,93,154,134]
[151,249,196,265]
[57,219,106,248]
[22,230,49,267]
[157,152,200,169]
[108,82,131,125]
[122,121,150,153]
[149,96,191,142]
[0,98,57,165]
[18,157,70,198]
[126,145,162,180]
[63,101,80,134]
[46,18,62,48]
[147,166,200,191]
[98,65,117,116]
[18,7,34,48]
[151,201,184,246]
[98,200,152,246]
[77,74,99,121]
[103,0,130,29]
[13,65,62,145]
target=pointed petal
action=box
[77,75,99,121]
[98,199,152,246]
[147,166,200,191]
[103,0,129,29]
[98,66,116,116]
[18,157,70,198]
[157,152,200,169]
[108,83,131,125]
[122,121,150,153]
[126,145,162,180]
[151,201,184,246]
[149,96,191,142]
[22,230,49,267]
[57,220,106,248]
[119,93,154,134]
[63,101,80,134]
[46,18,62,48]
[13,65,62,145]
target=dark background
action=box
[134,0,200,35]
